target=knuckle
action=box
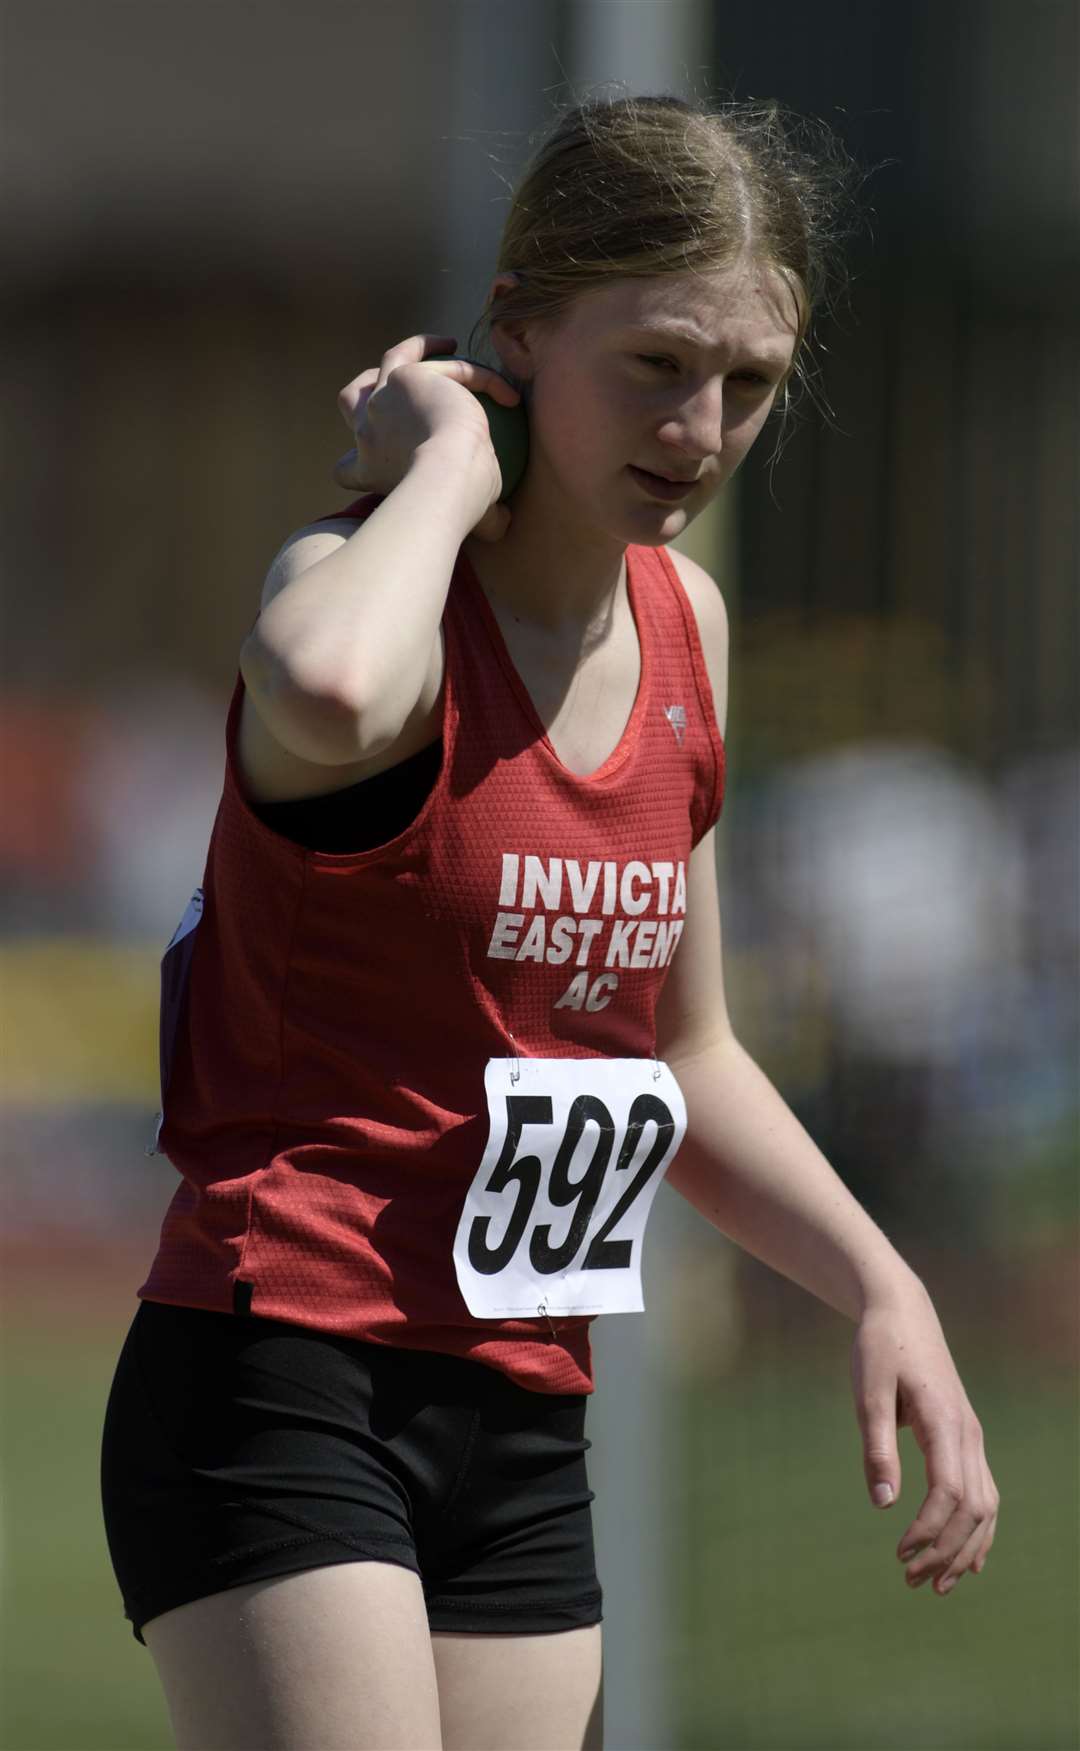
[861,1428,896,1457]
[937,1405,966,1437]
[338,368,377,404]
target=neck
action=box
[464,469,627,634]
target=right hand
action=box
[332,334,519,542]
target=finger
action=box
[971,1509,998,1574]
[421,357,522,408]
[903,1502,982,1589]
[899,1424,994,1587]
[968,1447,1000,1577]
[375,333,459,393]
[895,1437,965,1571]
[897,1481,963,1574]
[932,1515,990,1595]
[337,367,380,427]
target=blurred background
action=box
[1,2,1077,1747]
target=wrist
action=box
[410,432,498,523]
[856,1257,930,1320]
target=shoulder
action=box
[260,503,373,612]
[664,548,729,736]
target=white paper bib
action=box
[453,1057,686,1320]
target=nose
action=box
[656,380,725,462]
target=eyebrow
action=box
[623,322,792,373]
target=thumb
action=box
[852,1324,902,1508]
[861,1404,902,1508]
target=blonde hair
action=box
[472,93,859,422]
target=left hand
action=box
[850,1284,999,1597]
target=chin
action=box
[624,502,695,545]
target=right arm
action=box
[240,444,485,766]
[239,337,516,768]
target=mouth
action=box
[627,465,699,502]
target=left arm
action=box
[661,993,925,1324]
[660,551,1000,1597]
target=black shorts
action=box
[100,1300,603,1644]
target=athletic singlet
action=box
[138,497,725,1393]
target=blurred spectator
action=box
[723,737,1077,1247]
[756,741,1027,1065]
[0,698,105,931]
[72,673,222,940]
[1,675,221,940]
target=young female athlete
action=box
[101,95,999,1751]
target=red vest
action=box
[139,507,724,1393]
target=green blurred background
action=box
[2,2,1076,1748]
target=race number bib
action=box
[453,1058,686,1320]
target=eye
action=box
[637,354,679,373]
[732,371,776,391]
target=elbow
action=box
[663,1019,741,1074]
[239,629,399,765]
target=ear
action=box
[485,272,542,381]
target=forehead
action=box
[567,262,799,364]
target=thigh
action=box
[431,1623,603,1751]
[101,1302,423,1641]
[420,1376,602,1634]
[144,1561,442,1751]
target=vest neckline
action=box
[456,545,652,784]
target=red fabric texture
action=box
[139,501,725,1393]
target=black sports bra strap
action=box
[251,738,443,855]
